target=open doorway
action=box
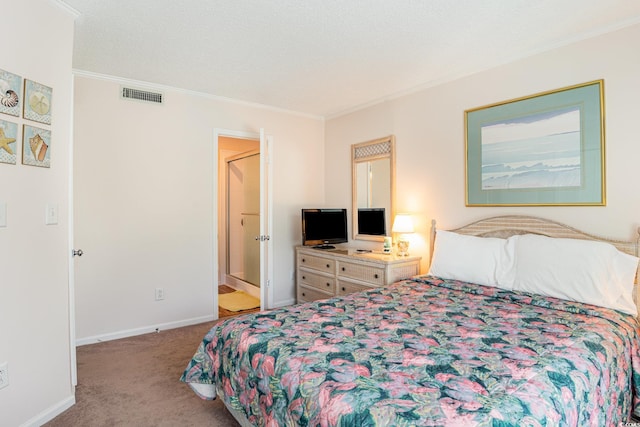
[217,136,261,318]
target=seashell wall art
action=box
[0,119,18,165]
[24,79,52,125]
[22,125,51,168]
[0,69,22,117]
[0,69,54,168]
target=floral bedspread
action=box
[181,276,640,426]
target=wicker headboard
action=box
[429,215,640,314]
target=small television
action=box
[301,208,348,248]
[357,208,386,236]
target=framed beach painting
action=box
[465,80,605,206]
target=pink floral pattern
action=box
[182,276,640,425]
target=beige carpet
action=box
[218,290,260,312]
[44,321,240,427]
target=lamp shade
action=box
[392,214,414,234]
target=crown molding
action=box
[73,69,324,121]
[49,0,81,18]
[326,15,640,120]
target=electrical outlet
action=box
[155,288,164,301]
[0,362,9,389]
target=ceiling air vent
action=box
[121,87,163,104]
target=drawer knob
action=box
[302,276,306,280]
[302,258,306,263]
[326,264,330,268]
[374,274,379,279]
[342,267,345,271]
[302,292,306,297]
[342,287,346,291]
[326,282,330,287]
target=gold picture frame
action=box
[465,80,605,206]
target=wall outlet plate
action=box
[0,362,9,389]
[0,202,6,227]
[155,288,164,301]
[45,204,58,225]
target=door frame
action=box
[213,128,272,317]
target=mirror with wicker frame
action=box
[351,135,396,242]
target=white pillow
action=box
[511,234,639,315]
[429,230,515,289]
[611,250,639,315]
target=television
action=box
[357,208,386,236]
[301,208,348,248]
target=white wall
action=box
[326,23,640,273]
[0,0,75,425]
[73,75,325,342]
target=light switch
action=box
[0,202,6,227]
[45,204,58,225]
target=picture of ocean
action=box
[481,106,581,190]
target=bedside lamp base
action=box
[397,238,410,256]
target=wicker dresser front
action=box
[296,246,421,303]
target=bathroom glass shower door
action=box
[227,151,260,287]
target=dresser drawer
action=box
[299,269,335,293]
[337,280,375,296]
[297,285,332,303]
[337,261,385,286]
[298,253,335,273]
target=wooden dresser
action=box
[296,246,421,303]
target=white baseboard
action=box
[223,277,295,309]
[76,315,215,346]
[225,275,260,299]
[272,298,295,308]
[21,393,75,427]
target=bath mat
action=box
[218,290,260,312]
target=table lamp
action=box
[392,213,414,256]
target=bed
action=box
[182,215,640,426]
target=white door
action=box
[259,129,273,309]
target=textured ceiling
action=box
[60,0,640,117]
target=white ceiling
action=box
[60,0,640,118]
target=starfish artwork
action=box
[0,127,16,155]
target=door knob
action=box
[72,249,84,257]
